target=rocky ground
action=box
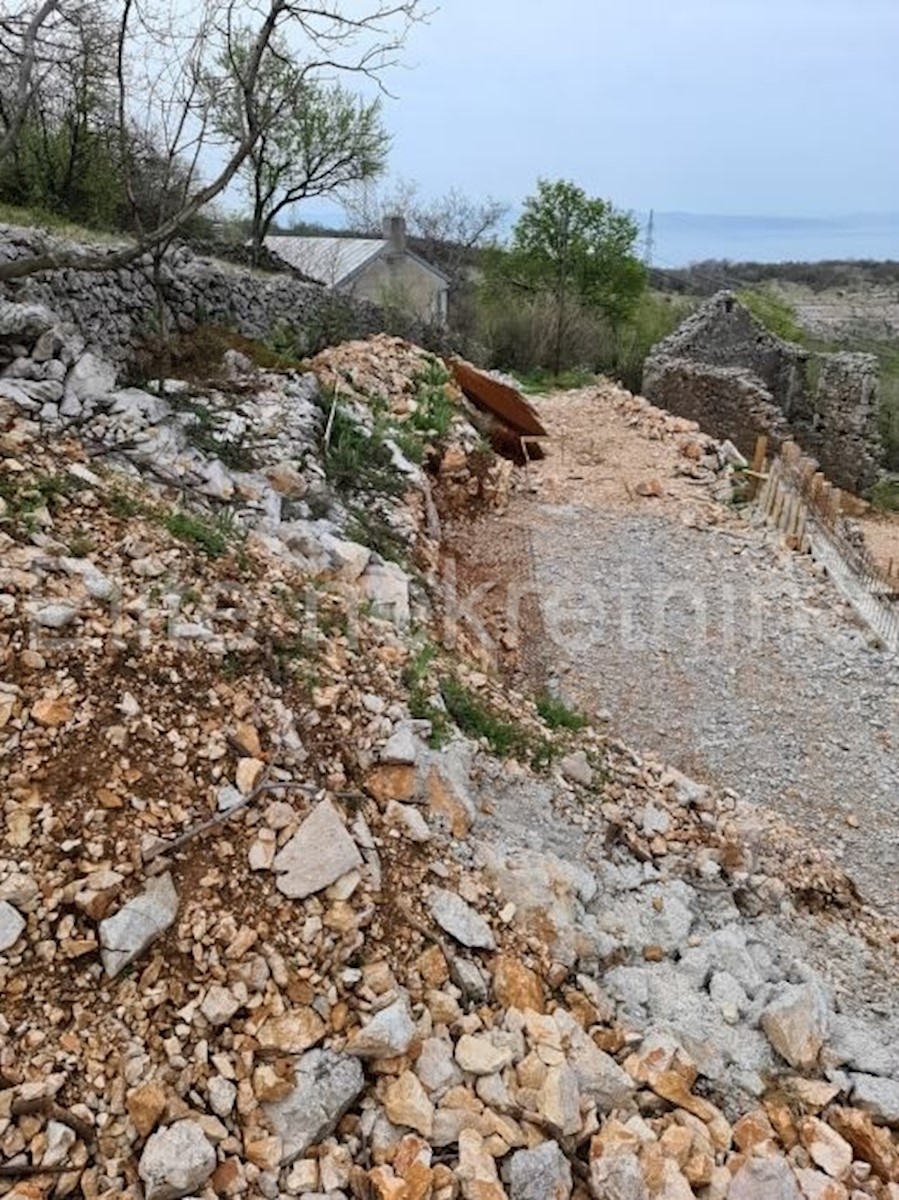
[2,303,899,1200]
[471,385,899,917]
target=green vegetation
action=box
[130,325,302,387]
[517,367,598,393]
[483,179,647,377]
[403,643,450,748]
[410,361,456,439]
[482,288,692,394]
[67,530,96,558]
[871,477,899,513]
[169,395,257,471]
[164,510,232,558]
[323,402,406,498]
[0,470,85,539]
[535,692,588,731]
[212,31,389,264]
[737,288,807,344]
[440,677,531,759]
[104,488,150,520]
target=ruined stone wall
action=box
[0,225,445,365]
[644,291,881,494]
[641,358,794,455]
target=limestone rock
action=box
[851,1073,899,1127]
[508,1141,572,1200]
[271,799,362,899]
[200,984,242,1027]
[362,561,410,626]
[235,756,264,795]
[65,351,116,400]
[0,300,55,339]
[138,1120,216,1200]
[321,534,370,581]
[0,900,26,952]
[415,1037,463,1095]
[455,1033,513,1076]
[799,1116,852,1180]
[384,1070,434,1137]
[559,750,593,787]
[385,800,431,843]
[127,1082,168,1138]
[567,1032,635,1111]
[425,750,477,836]
[33,603,79,629]
[381,722,418,765]
[589,1144,647,1200]
[366,762,417,804]
[729,1156,803,1199]
[31,695,73,726]
[539,1064,581,1136]
[257,1009,326,1054]
[263,1049,364,1165]
[99,873,179,977]
[428,888,495,950]
[493,955,544,1013]
[457,1128,508,1200]
[347,995,416,1059]
[828,1106,897,1180]
[208,1077,237,1119]
[761,982,830,1071]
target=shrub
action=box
[535,692,587,730]
[164,510,230,557]
[440,677,530,759]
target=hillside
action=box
[2,291,899,1200]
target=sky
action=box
[382,0,898,213]
[278,0,899,262]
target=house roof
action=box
[264,235,449,288]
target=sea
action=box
[648,212,899,268]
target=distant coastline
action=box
[648,211,899,269]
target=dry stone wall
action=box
[0,224,442,366]
[644,291,882,494]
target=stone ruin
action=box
[643,291,881,494]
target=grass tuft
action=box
[535,692,588,731]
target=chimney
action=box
[383,214,406,258]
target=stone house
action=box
[643,291,881,494]
[266,216,450,327]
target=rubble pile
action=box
[1,297,899,1199]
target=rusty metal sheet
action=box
[447,357,548,439]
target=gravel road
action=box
[530,503,899,914]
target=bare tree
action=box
[0,0,63,165]
[345,177,508,261]
[344,177,508,332]
[213,30,389,264]
[0,0,425,282]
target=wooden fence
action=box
[755,440,899,652]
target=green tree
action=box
[216,33,389,264]
[496,178,646,374]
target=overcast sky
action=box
[368,0,898,220]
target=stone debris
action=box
[271,798,363,899]
[347,994,417,1058]
[0,900,25,951]
[1,293,899,1199]
[761,981,830,1071]
[137,1119,217,1200]
[263,1050,364,1164]
[508,1140,573,1200]
[98,872,179,977]
[428,887,497,949]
